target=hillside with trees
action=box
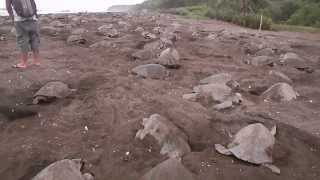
[140,0,320,30]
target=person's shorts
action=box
[14,20,40,53]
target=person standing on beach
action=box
[6,0,40,68]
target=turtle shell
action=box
[141,158,195,180]
[34,81,72,99]
[228,123,275,164]
[132,64,167,79]
[155,48,180,68]
[32,159,93,180]
[262,83,298,102]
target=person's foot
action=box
[12,63,27,69]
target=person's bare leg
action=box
[32,50,40,65]
[14,52,28,68]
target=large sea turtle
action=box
[141,158,195,180]
[262,82,298,102]
[136,114,191,158]
[33,81,73,104]
[132,64,168,79]
[32,159,93,180]
[155,48,181,69]
[215,123,280,174]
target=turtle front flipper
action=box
[263,163,281,175]
[33,96,47,105]
[270,126,277,136]
[215,144,232,155]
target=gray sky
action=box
[1,0,145,13]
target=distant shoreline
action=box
[0,4,137,16]
[0,9,111,16]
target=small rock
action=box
[262,83,298,102]
[132,64,167,79]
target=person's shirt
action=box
[6,0,38,22]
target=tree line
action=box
[141,0,320,28]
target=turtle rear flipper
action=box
[215,144,232,155]
[263,163,280,175]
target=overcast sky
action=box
[1,0,145,12]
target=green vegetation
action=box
[140,0,320,31]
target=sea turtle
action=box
[97,24,113,35]
[141,158,195,180]
[280,52,314,73]
[199,73,232,85]
[67,35,86,45]
[132,64,168,79]
[155,48,181,69]
[215,123,280,174]
[136,114,191,158]
[71,28,87,35]
[97,25,119,38]
[262,83,298,102]
[250,56,276,67]
[33,81,73,104]
[142,31,157,39]
[32,159,94,180]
